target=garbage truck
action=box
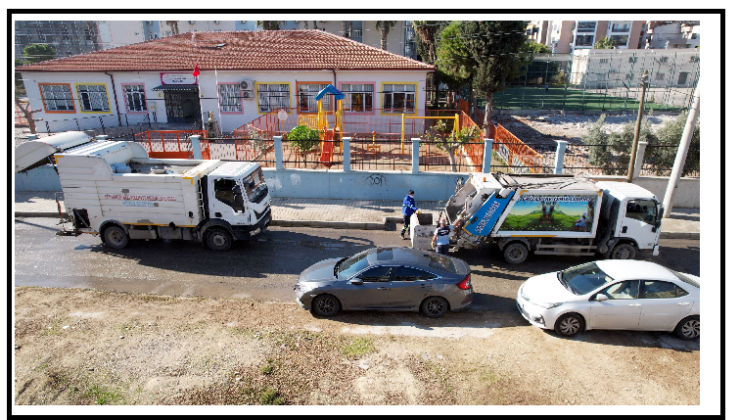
[15,132,271,251]
[411,173,663,264]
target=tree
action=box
[412,21,444,63]
[257,21,284,30]
[458,21,529,128]
[421,121,482,172]
[521,41,551,54]
[436,22,476,105]
[166,21,180,36]
[594,36,616,49]
[286,125,321,166]
[23,44,56,64]
[375,21,396,51]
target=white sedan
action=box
[516,260,700,340]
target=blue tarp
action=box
[314,84,345,101]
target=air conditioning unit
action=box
[240,80,254,91]
[242,90,255,100]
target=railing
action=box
[133,130,209,159]
[493,124,545,173]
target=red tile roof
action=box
[18,30,435,72]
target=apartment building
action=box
[545,20,645,53]
[642,21,700,49]
[14,21,104,60]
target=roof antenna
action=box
[191,32,196,44]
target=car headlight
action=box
[541,302,563,310]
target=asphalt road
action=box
[14,217,701,314]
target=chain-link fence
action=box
[468,50,699,113]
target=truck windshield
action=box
[625,200,658,225]
[243,168,267,203]
[336,250,370,279]
[561,262,614,295]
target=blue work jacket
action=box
[402,195,417,216]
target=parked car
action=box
[294,247,473,318]
[516,260,700,340]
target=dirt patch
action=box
[14,287,699,406]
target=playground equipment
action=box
[315,85,345,167]
[366,131,381,152]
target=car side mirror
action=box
[349,279,363,285]
[596,294,608,302]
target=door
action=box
[589,280,642,330]
[338,266,395,309]
[164,91,200,123]
[385,266,438,308]
[637,280,693,330]
[617,199,660,249]
[678,72,689,86]
[209,177,251,227]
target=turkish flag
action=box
[192,63,200,77]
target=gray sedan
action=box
[294,247,473,318]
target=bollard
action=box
[411,138,421,174]
[632,142,648,179]
[553,140,568,174]
[482,138,493,173]
[342,137,351,172]
[273,136,284,170]
[190,135,202,160]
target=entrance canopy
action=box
[151,84,199,92]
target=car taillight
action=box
[456,274,472,290]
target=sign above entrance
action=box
[161,73,197,85]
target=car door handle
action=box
[418,284,428,288]
[677,302,691,306]
[628,304,641,307]
[378,287,390,291]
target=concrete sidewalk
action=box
[14,191,698,238]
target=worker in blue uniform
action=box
[400,190,419,239]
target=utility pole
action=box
[627,70,649,183]
[663,78,700,218]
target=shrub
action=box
[286,125,321,153]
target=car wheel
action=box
[103,226,129,249]
[503,242,529,265]
[611,243,636,259]
[674,316,700,340]
[205,228,233,251]
[554,313,585,337]
[420,296,449,318]
[311,294,340,317]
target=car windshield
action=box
[561,262,614,295]
[336,250,370,279]
[243,168,267,203]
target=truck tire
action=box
[205,228,233,251]
[103,225,129,249]
[503,242,529,265]
[610,243,636,259]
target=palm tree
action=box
[375,21,396,51]
[257,21,285,30]
[412,21,441,63]
[166,21,179,36]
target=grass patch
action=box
[259,386,285,405]
[340,337,376,358]
[85,384,124,405]
[260,359,277,376]
[40,316,68,337]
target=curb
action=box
[13,212,699,238]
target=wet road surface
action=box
[14,217,700,312]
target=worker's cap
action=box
[409,190,414,195]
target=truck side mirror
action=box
[656,207,664,227]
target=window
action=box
[341,83,374,113]
[297,83,331,113]
[611,22,631,33]
[599,58,608,64]
[243,168,267,203]
[218,83,242,113]
[690,55,700,63]
[575,35,594,47]
[628,56,638,63]
[394,266,435,281]
[625,73,634,81]
[659,56,669,63]
[257,83,291,113]
[625,200,658,225]
[691,33,699,40]
[656,73,665,81]
[76,84,110,112]
[577,21,596,32]
[336,250,370,279]
[357,266,393,282]
[382,83,416,114]
[123,84,147,113]
[213,178,245,213]
[678,72,689,85]
[600,280,639,300]
[39,83,75,113]
[642,281,687,299]
[612,35,629,46]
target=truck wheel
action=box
[205,228,233,251]
[611,243,636,259]
[103,226,129,249]
[503,242,529,265]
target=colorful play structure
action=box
[293,84,346,167]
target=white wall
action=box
[102,21,146,48]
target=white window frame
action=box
[297,83,332,114]
[257,83,291,113]
[218,83,243,113]
[123,84,147,113]
[75,84,110,113]
[341,83,374,113]
[381,83,416,115]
